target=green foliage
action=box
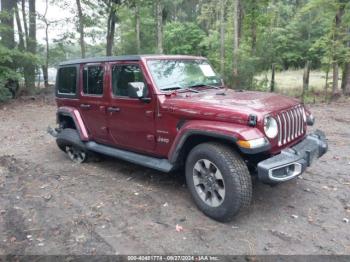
[164,22,207,55]
[200,29,220,69]
[303,0,350,68]
[42,0,350,94]
[0,42,39,102]
[0,78,12,103]
[1,0,349,101]
[0,44,20,102]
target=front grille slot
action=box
[276,105,305,146]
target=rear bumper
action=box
[257,130,328,184]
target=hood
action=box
[160,89,301,124]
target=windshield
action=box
[147,59,222,91]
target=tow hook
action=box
[47,126,60,138]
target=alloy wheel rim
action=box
[192,159,225,207]
[66,146,86,163]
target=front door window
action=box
[112,64,148,97]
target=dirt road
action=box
[0,97,349,255]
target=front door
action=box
[78,63,109,144]
[107,62,156,154]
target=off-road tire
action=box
[185,142,252,222]
[56,128,96,163]
[56,128,85,152]
[56,128,103,162]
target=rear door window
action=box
[83,65,104,95]
[57,66,77,95]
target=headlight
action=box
[264,116,278,139]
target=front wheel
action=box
[185,142,252,222]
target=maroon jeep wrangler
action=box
[54,55,327,222]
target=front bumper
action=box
[257,130,328,184]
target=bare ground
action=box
[0,97,349,255]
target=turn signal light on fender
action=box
[237,138,267,149]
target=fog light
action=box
[306,114,315,126]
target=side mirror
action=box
[127,82,150,103]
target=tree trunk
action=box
[41,0,49,88]
[219,0,225,76]
[250,0,257,56]
[0,0,16,49]
[324,65,329,101]
[28,0,36,53]
[24,0,37,91]
[270,64,275,92]
[76,0,86,58]
[303,61,311,91]
[332,3,345,97]
[232,0,240,88]
[135,1,141,54]
[302,61,311,101]
[106,1,117,56]
[332,62,339,96]
[248,0,257,88]
[156,0,163,54]
[42,65,48,88]
[342,63,350,96]
[21,0,29,45]
[37,67,41,88]
[238,0,243,42]
[42,66,48,88]
[43,22,49,88]
[14,2,25,51]
[341,28,350,96]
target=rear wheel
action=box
[56,128,89,163]
[65,145,88,163]
[185,142,252,222]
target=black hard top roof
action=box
[59,55,141,66]
[59,54,205,66]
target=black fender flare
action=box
[169,130,237,165]
[56,107,89,141]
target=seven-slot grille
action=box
[276,105,305,146]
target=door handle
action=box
[107,107,120,113]
[80,104,91,109]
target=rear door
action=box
[106,62,156,154]
[78,63,109,143]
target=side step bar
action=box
[85,141,174,173]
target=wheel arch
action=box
[169,131,240,167]
[56,107,89,141]
[168,120,269,168]
[57,114,77,130]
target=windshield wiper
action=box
[161,87,182,91]
[188,84,222,89]
[178,87,200,93]
[161,86,200,93]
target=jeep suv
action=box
[54,55,328,222]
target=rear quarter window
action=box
[56,66,78,96]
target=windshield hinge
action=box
[248,114,257,127]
